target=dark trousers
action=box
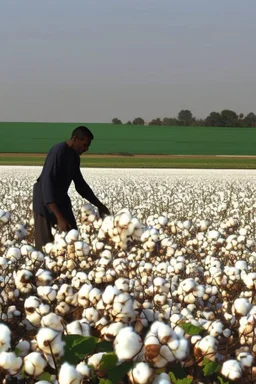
[33,207,77,252]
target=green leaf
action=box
[96,340,114,353]
[169,372,193,384]
[203,358,221,376]
[14,347,22,357]
[38,372,52,381]
[99,379,113,384]
[170,363,187,379]
[178,321,204,336]
[108,361,133,384]
[99,352,118,370]
[63,335,97,364]
[217,376,231,384]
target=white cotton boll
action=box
[128,362,154,384]
[223,329,231,338]
[76,362,90,378]
[102,323,127,341]
[239,228,247,236]
[82,307,99,324]
[87,352,106,369]
[37,286,57,302]
[114,327,142,361]
[221,359,242,380]
[237,352,254,368]
[24,352,47,376]
[65,229,79,244]
[41,313,64,331]
[102,285,120,304]
[66,320,90,336]
[235,260,247,271]
[0,257,8,269]
[58,362,83,384]
[232,298,252,316]
[36,328,65,357]
[208,230,220,240]
[6,247,21,261]
[0,351,22,374]
[0,324,11,353]
[153,372,171,384]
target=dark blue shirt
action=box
[33,142,101,216]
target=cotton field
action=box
[0,166,256,384]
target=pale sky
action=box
[0,0,255,123]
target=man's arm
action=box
[47,203,71,232]
[73,167,110,217]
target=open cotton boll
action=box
[232,298,252,316]
[0,323,11,352]
[128,362,155,384]
[65,229,79,244]
[76,362,90,378]
[87,352,106,369]
[58,362,83,384]
[6,247,21,261]
[0,352,22,374]
[102,285,120,304]
[36,328,65,357]
[66,320,90,336]
[24,352,47,376]
[114,327,142,361]
[221,359,242,380]
[237,351,254,368]
[41,312,64,331]
[37,286,57,302]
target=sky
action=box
[0,0,255,123]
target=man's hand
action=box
[98,203,110,218]
[57,216,72,232]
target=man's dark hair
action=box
[71,126,94,140]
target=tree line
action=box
[112,110,256,127]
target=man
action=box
[33,125,110,251]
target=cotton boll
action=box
[37,286,57,302]
[36,328,65,357]
[24,352,47,376]
[66,320,90,336]
[221,359,242,380]
[87,352,106,370]
[82,307,99,325]
[128,362,155,384]
[58,362,83,384]
[237,351,254,368]
[41,312,64,331]
[232,298,252,316]
[76,362,90,378]
[114,327,142,361]
[65,229,79,244]
[0,323,11,352]
[101,322,127,341]
[6,247,21,261]
[0,351,22,374]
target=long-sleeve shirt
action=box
[33,142,102,217]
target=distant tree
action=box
[243,112,256,127]
[178,110,193,125]
[112,118,122,124]
[148,118,162,126]
[132,117,145,125]
[162,117,179,126]
[204,112,223,127]
[220,109,238,127]
[126,121,132,125]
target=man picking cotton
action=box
[33,126,110,251]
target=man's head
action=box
[70,126,94,155]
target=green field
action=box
[0,122,255,155]
[0,154,256,169]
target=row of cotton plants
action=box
[0,168,256,383]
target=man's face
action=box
[73,136,91,155]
